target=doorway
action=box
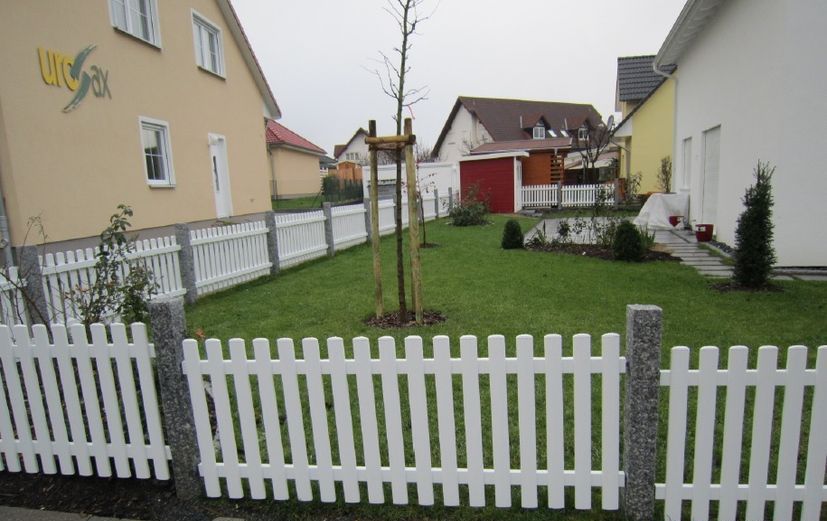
[209,134,233,218]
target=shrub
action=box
[733,161,776,288]
[657,156,673,193]
[612,221,644,262]
[501,219,524,249]
[449,185,489,226]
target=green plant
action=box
[449,184,489,226]
[733,161,776,288]
[657,156,673,193]
[501,219,524,249]
[65,205,157,326]
[612,220,644,262]
[627,171,643,203]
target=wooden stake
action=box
[404,118,423,324]
[368,121,383,318]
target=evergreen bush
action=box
[449,185,489,226]
[612,221,644,262]
[501,219,524,249]
[733,161,776,288]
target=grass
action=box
[272,195,363,211]
[186,215,827,520]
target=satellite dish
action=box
[607,114,615,128]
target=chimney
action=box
[519,115,523,128]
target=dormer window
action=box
[548,129,557,138]
[560,129,569,137]
[578,127,589,141]
[533,125,545,140]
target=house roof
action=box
[655,0,726,69]
[433,96,603,155]
[614,73,671,135]
[616,55,676,103]
[216,0,281,119]
[333,128,368,159]
[265,120,325,155]
[471,138,572,155]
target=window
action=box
[192,12,224,76]
[140,118,175,186]
[533,125,545,139]
[559,129,569,137]
[578,127,589,141]
[109,0,160,46]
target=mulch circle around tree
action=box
[525,242,678,262]
[364,310,447,328]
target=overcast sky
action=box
[232,0,686,156]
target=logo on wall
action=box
[37,45,112,113]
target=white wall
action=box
[437,105,493,164]
[338,132,369,164]
[673,0,827,266]
[362,161,459,201]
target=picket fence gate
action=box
[0,268,27,326]
[519,183,615,209]
[182,333,624,509]
[0,323,169,479]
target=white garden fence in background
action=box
[0,323,170,479]
[657,345,827,521]
[182,333,624,509]
[191,221,271,296]
[40,237,185,323]
[332,204,368,251]
[0,268,27,326]
[275,211,327,269]
[520,183,614,209]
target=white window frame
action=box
[578,127,589,141]
[139,117,175,187]
[533,126,545,140]
[108,0,161,47]
[192,10,225,77]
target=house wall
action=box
[459,158,514,213]
[628,79,674,194]
[672,0,826,265]
[437,105,492,163]
[0,0,272,246]
[337,133,368,164]
[269,147,322,199]
[362,162,458,201]
[522,152,555,185]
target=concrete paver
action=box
[0,506,146,521]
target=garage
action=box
[458,152,527,213]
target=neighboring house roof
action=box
[471,138,572,155]
[616,55,676,104]
[265,120,325,155]
[319,155,337,168]
[333,128,368,159]
[433,96,603,155]
[614,74,670,135]
[216,0,281,119]
[655,0,726,69]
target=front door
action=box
[209,134,232,218]
[701,126,720,224]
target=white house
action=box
[333,128,370,165]
[657,0,827,266]
[362,162,459,202]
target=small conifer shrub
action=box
[733,161,776,288]
[501,219,524,249]
[612,221,644,262]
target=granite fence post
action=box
[363,198,372,242]
[447,186,453,210]
[148,298,201,500]
[174,224,197,304]
[263,210,280,276]
[322,202,335,257]
[18,245,48,324]
[622,304,663,521]
[614,178,622,206]
[433,188,440,218]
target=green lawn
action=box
[186,215,827,520]
[271,196,363,211]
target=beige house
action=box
[265,120,325,199]
[0,0,280,250]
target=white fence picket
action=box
[252,338,288,500]
[278,338,312,501]
[573,333,592,509]
[191,221,271,295]
[489,335,511,507]
[275,211,327,268]
[303,338,335,502]
[801,346,827,521]
[433,335,459,506]
[774,345,807,521]
[460,335,485,506]
[354,336,383,503]
[691,346,719,521]
[545,334,565,508]
[0,323,169,480]
[520,183,613,209]
[230,339,265,499]
[405,336,433,505]
[328,337,359,502]
[718,345,748,521]
[746,346,777,520]
[332,204,368,251]
[517,334,538,508]
[600,333,620,509]
[379,336,407,504]
[0,267,27,325]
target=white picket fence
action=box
[191,221,271,295]
[275,211,327,269]
[520,183,614,209]
[332,205,368,251]
[40,237,185,323]
[182,333,624,508]
[0,323,170,479]
[0,268,27,326]
[657,345,827,521]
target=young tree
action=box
[574,116,615,184]
[657,156,673,193]
[733,161,776,288]
[372,0,430,321]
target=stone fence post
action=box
[363,198,372,242]
[433,188,440,218]
[447,186,453,211]
[263,210,280,276]
[18,245,49,324]
[622,304,663,521]
[322,202,335,257]
[174,224,197,304]
[148,298,201,500]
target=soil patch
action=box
[364,310,446,329]
[526,242,678,262]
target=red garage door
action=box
[459,157,515,213]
